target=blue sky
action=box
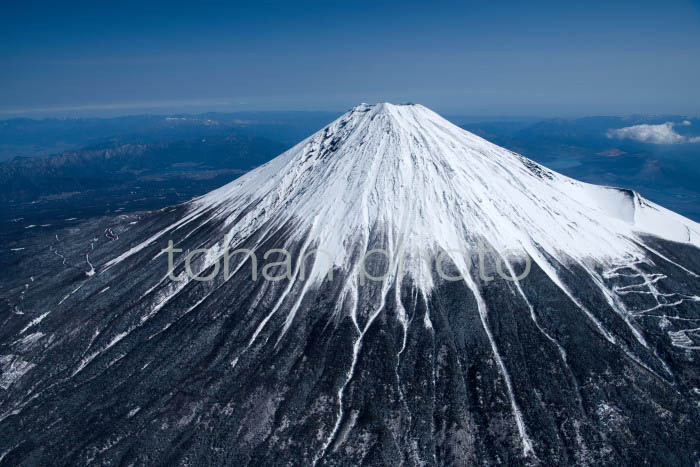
[1,0,699,117]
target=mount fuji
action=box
[1,103,700,466]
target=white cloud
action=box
[607,120,699,144]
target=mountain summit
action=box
[2,103,700,466]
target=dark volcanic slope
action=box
[1,210,699,466]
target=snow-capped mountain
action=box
[1,103,699,466]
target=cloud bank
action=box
[607,120,700,144]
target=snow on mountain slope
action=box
[156,102,699,287]
[101,102,700,367]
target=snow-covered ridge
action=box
[184,102,699,288]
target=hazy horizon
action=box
[3,0,699,118]
[1,104,699,121]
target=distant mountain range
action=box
[0,111,341,161]
[0,135,284,202]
